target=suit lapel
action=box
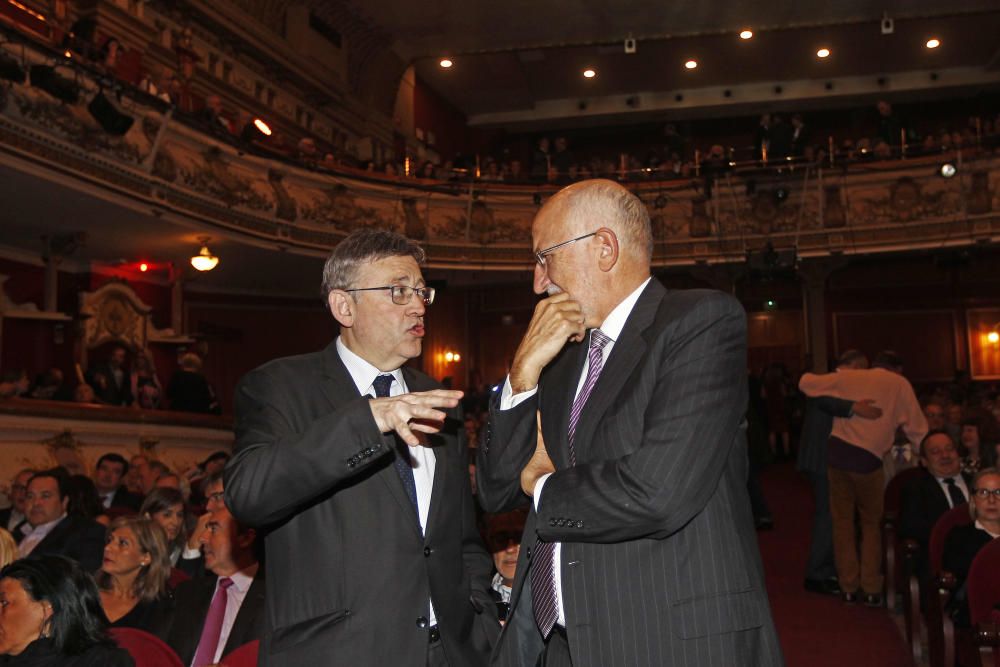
[321,344,422,537]
[572,280,664,464]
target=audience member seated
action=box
[198,95,233,138]
[960,412,1000,476]
[96,517,173,633]
[942,467,1000,627]
[923,401,947,433]
[130,350,163,411]
[74,384,100,405]
[0,555,134,666]
[140,461,172,497]
[94,454,142,513]
[485,508,527,624]
[0,370,29,399]
[88,345,133,407]
[140,488,202,577]
[184,452,229,507]
[16,469,106,572]
[125,456,148,497]
[160,477,264,666]
[28,368,70,401]
[65,475,109,526]
[166,353,217,414]
[0,529,16,569]
[900,430,973,580]
[0,469,34,535]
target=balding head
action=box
[532,179,652,328]
[539,179,652,265]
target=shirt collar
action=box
[224,563,259,593]
[336,337,405,396]
[597,277,651,342]
[975,520,1000,539]
[27,513,67,536]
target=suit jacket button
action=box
[549,518,557,527]
[576,521,584,528]
[423,546,432,557]
[416,616,429,628]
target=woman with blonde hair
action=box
[95,515,172,632]
[0,527,17,567]
[943,467,1000,627]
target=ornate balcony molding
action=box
[1,39,998,271]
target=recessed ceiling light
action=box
[740,30,753,40]
[816,48,831,59]
[926,38,940,49]
[439,58,453,68]
[685,60,698,69]
[583,68,596,78]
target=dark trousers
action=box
[804,470,837,581]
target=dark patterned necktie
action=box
[944,477,966,508]
[531,329,612,639]
[373,374,419,514]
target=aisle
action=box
[756,462,915,667]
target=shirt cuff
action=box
[533,473,553,511]
[500,376,538,411]
[181,546,202,560]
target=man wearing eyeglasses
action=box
[478,179,782,667]
[225,228,498,667]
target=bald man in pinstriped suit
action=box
[477,179,783,667]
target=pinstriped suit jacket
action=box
[478,281,784,667]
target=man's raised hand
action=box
[369,389,463,447]
[509,293,586,394]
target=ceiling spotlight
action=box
[583,68,596,79]
[926,38,940,49]
[439,58,453,68]
[139,262,148,272]
[740,30,753,40]
[939,162,957,179]
[684,60,698,69]
[816,48,831,59]
[190,237,219,272]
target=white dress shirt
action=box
[337,337,438,623]
[17,513,67,559]
[204,563,259,666]
[500,277,650,627]
[934,474,970,508]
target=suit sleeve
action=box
[814,395,854,418]
[476,390,539,513]
[537,292,749,543]
[224,368,390,527]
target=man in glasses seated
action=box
[225,228,498,667]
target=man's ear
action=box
[328,291,355,328]
[595,228,619,273]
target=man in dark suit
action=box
[900,430,972,579]
[93,453,142,512]
[88,344,133,406]
[477,179,783,667]
[162,487,264,666]
[796,350,882,595]
[1,468,34,538]
[17,469,105,572]
[225,229,498,667]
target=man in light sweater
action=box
[798,350,927,607]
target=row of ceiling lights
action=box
[437,33,943,78]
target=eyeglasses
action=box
[973,488,1000,499]
[344,285,435,306]
[534,231,597,267]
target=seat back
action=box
[109,627,184,667]
[221,639,260,667]
[966,537,1000,625]
[930,504,973,574]
[885,466,926,517]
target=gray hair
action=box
[321,228,426,302]
[552,179,652,262]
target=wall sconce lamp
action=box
[190,237,219,272]
[443,350,461,363]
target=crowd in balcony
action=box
[0,345,220,415]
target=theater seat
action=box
[968,538,1000,666]
[221,639,259,667]
[925,504,972,667]
[110,627,184,667]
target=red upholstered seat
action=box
[968,537,1000,626]
[930,504,973,575]
[221,639,260,667]
[110,627,184,667]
